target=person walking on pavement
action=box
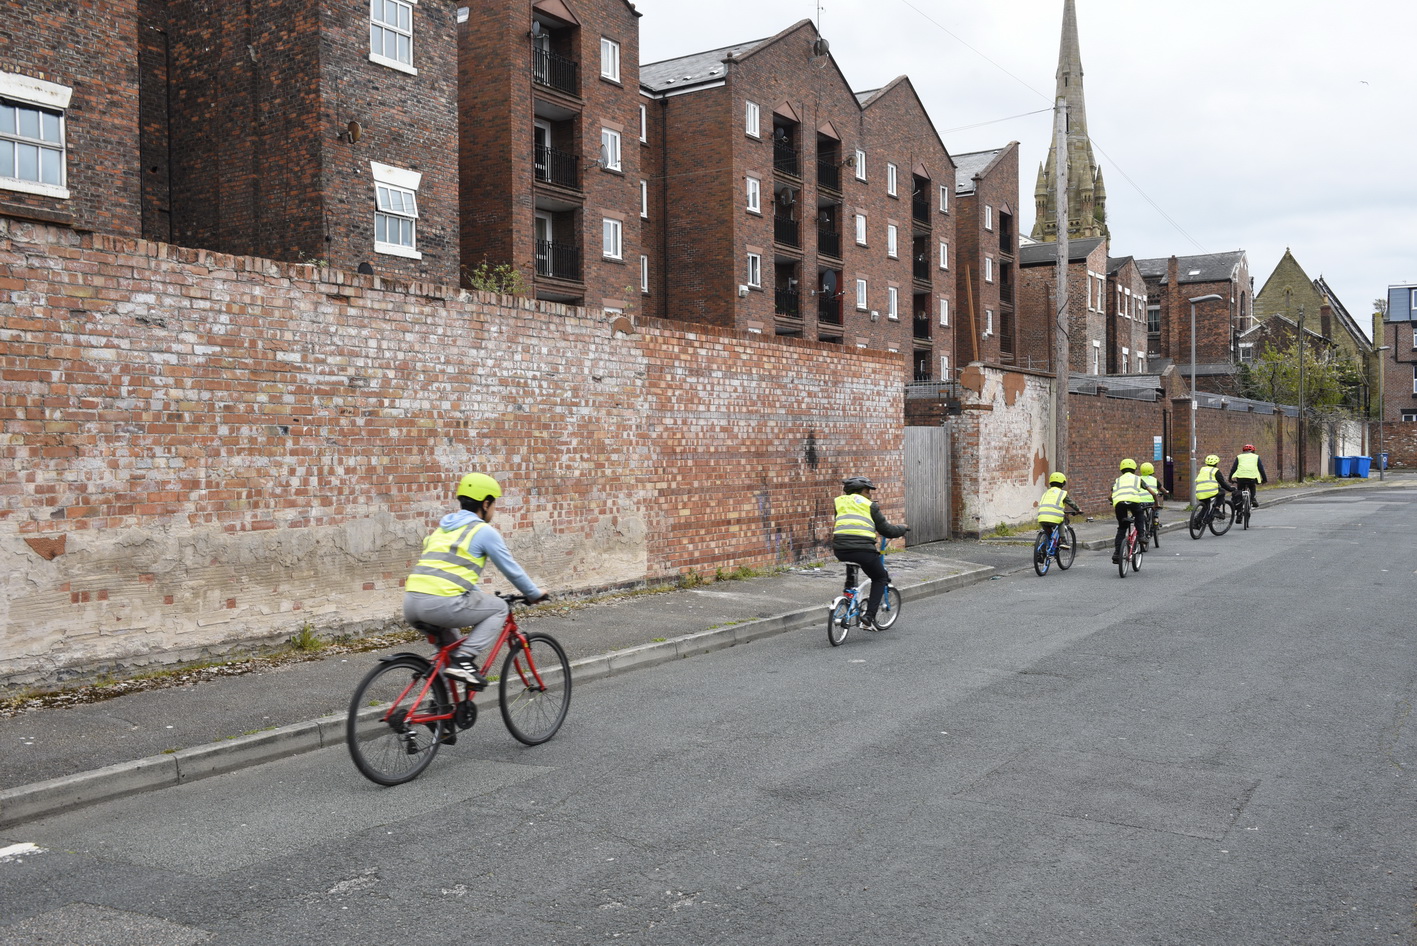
[1229,444,1267,508]
[832,476,908,631]
[1111,459,1159,564]
[402,472,549,689]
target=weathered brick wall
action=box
[949,364,1052,534]
[0,219,903,686]
[1379,422,1417,468]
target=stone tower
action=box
[1031,0,1109,242]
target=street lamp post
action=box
[1189,294,1223,502]
[1375,342,1392,480]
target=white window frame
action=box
[886,162,898,197]
[370,0,417,75]
[1412,365,1417,396]
[1092,339,1101,375]
[639,104,647,143]
[854,213,867,245]
[746,252,762,289]
[984,204,993,231]
[938,240,949,270]
[985,255,994,283]
[746,175,761,213]
[1122,347,1130,373]
[855,278,868,310]
[887,286,899,320]
[602,217,623,260]
[0,73,71,199]
[600,37,621,82]
[939,184,949,213]
[854,149,867,181]
[745,101,760,138]
[1136,352,1146,373]
[939,297,949,326]
[600,128,622,172]
[640,180,648,218]
[887,224,898,259]
[984,309,994,337]
[640,254,649,293]
[370,161,421,259]
[940,354,951,379]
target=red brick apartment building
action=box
[1105,256,1149,374]
[1136,251,1251,393]
[1018,236,1110,374]
[458,0,644,309]
[950,145,1020,376]
[639,20,957,381]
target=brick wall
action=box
[953,146,1019,373]
[0,218,903,686]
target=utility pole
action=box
[1053,98,1069,475]
[1297,305,1306,481]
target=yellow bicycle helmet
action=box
[1139,462,1154,476]
[1048,472,1067,486]
[456,472,503,502]
[1119,458,1137,472]
[1204,454,1220,467]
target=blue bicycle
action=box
[1033,515,1078,577]
[826,537,901,646]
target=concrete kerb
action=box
[0,563,995,829]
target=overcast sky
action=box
[637,0,1414,337]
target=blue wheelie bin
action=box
[1355,456,1372,478]
[1332,456,1354,477]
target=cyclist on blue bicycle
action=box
[1037,472,1082,548]
[832,476,908,631]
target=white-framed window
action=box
[984,204,993,230]
[1238,343,1255,364]
[854,213,867,245]
[939,297,949,326]
[1136,352,1146,373]
[1403,410,1417,422]
[887,224,898,259]
[0,74,71,198]
[1118,287,1126,316]
[370,0,416,74]
[985,255,994,283]
[640,180,648,218]
[745,101,760,138]
[886,162,898,197]
[602,217,623,259]
[639,104,647,142]
[1092,339,1101,375]
[984,309,994,337]
[887,286,899,320]
[1412,326,1417,350]
[640,254,649,293]
[746,175,761,213]
[600,37,621,82]
[940,354,951,379]
[746,252,762,288]
[1148,304,1161,334]
[855,278,868,310]
[938,240,949,270]
[939,184,949,213]
[1122,347,1130,373]
[854,149,867,181]
[1412,365,1417,395]
[600,128,622,171]
[371,161,421,259]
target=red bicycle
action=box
[346,593,571,785]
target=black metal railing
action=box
[913,313,931,341]
[534,240,581,281]
[818,293,843,325]
[533,145,578,189]
[532,48,578,95]
[913,255,930,282]
[775,287,801,318]
[817,227,841,259]
[912,195,930,224]
[818,158,841,192]
[999,277,1014,305]
[774,214,799,248]
[774,137,800,177]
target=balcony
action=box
[774,213,800,248]
[775,286,801,318]
[818,158,841,193]
[532,48,578,96]
[913,255,930,282]
[912,195,930,226]
[817,226,841,259]
[774,137,800,178]
[534,145,579,190]
[913,312,932,341]
[818,293,843,325]
[534,240,581,282]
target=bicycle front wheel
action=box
[1131,534,1144,571]
[347,657,449,786]
[826,598,850,646]
[1150,514,1161,549]
[1209,499,1235,536]
[500,632,572,746]
[1033,531,1051,576]
[1056,526,1076,570]
[873,585,903,629]
[1241,500,1251,530]
[1117,542,1129,577]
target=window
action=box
[1404,410,1417,422]
[602,217,623,259]
[0,74,70,198]
[886,162,898,196]
[984,204,993,230]
[1122,347,1130,373]
[888,287,899,320]
[640,255,649,293]
[1092,339,1101,375]
[939,298,949,326]
[939,184,948,213]
[854,213,867,245]
[370,0,415,73]
[1136,352,1145,373]
[371,161,420,259]
[745,101,760,138]
[746,252,762,288]
[985,255,994,283]
[1412,365,1417,395]
[600,128,621,171]
[1238,343,1254,364]
[855,278,868,310]
[887,224,898,259]
[639,104,647,143]
[940,354,951,379]
[854,149,867,181]
[640,180,648,218]
[746,175,761,213]
[1147,304,1160,334]
[984,309,994,337]
[600,37,621,82]
[1412,325,1417,349]
[938,240,949,270]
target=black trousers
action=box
[1233,477,1258,504]
[1114,502,1142,559]
[834,548,890,619]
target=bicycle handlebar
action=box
[496,592,551,606]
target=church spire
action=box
[1031,0,1109,242]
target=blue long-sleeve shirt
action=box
[437,510,543,599]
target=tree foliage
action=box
[1240,342,1363,412]
[464,261,529,297]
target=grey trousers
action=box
[402,590,508,660]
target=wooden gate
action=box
[904,426,951,544]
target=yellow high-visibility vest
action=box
[1234,454,1260,479]
[1111,472,1146,506]
[1194,466,1221,500]
[1038,486,1069,524]
[833,493,876,539]
[404,521,489,596]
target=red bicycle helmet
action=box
[1242,444,1255,452]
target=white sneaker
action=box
[442,656,487,689]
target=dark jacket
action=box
[833,499,908,552]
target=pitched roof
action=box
[1106,255,1135,275]
[1134,251,1246,284]
[1019,236,1105,266]
[953,148,1004,195]
[1315,275,1372,349]
[640,38,769,93]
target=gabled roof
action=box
[640,38,769,93]
[1019,236,1105,266]
[1315,275,1372,350]
[854,89,879,106]
[857,76,951,165]
[1106,255,1135,275]
[953,148,1005,195]
[1134,251,1246,284]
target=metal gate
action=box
[904,426,951,544]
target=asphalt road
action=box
[1,490,1414,945]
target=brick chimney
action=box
[1319,303,1332,343]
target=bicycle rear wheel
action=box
[1209,498,1235,535]
[826,598,850,646]
[347,656,449,786]
[1033,531,1051,576]
[1056,526,1076,570]
[873,585,903,629]
[500,632,572,746]
[1188,507,1205,540]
